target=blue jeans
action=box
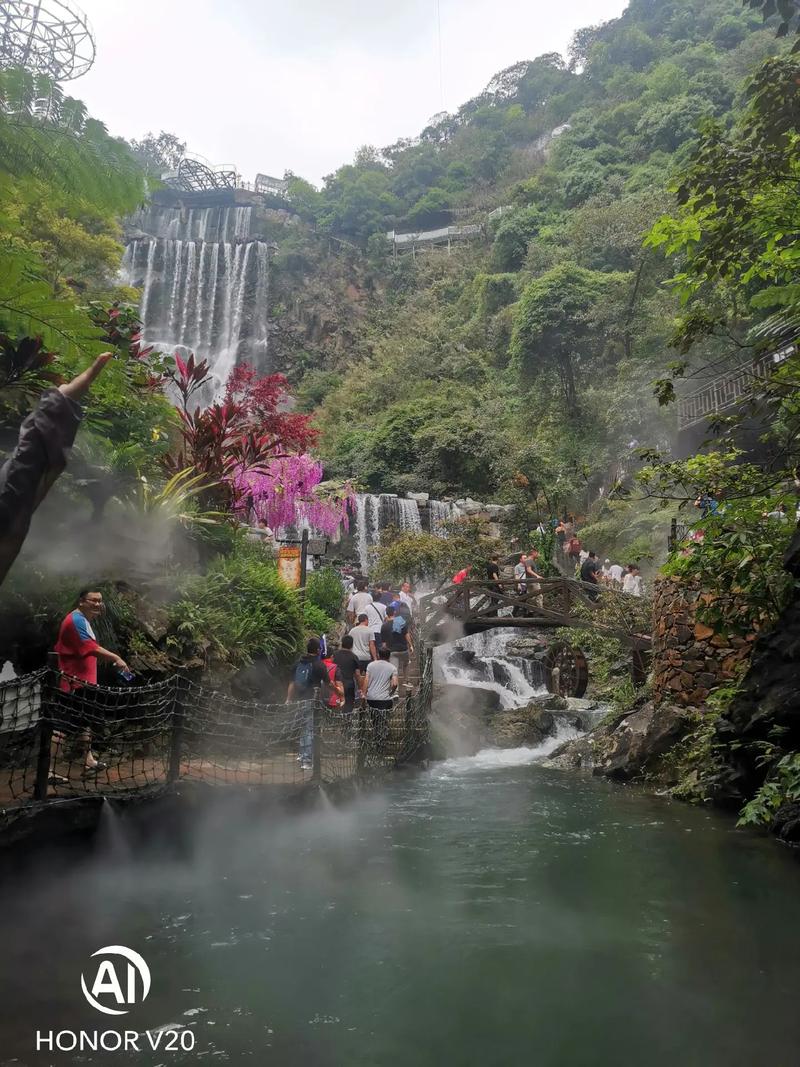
[299,703,314,765]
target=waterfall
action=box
[353,494,421,573]
[429,499,460,536]
[434,630,548,710]
[123,205,271,391]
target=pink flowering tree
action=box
[230,454,354,538]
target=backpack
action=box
[323,658,341,707]
[293,659,314,689]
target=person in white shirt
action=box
[362,598,386,647]
[601,559,613,582]
[622,565,644,597]
[348,614,376,669]
[346,579,373,625]
[361,648,398,751]
[608,562,625,588]
[398,581,416,615]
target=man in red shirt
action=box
[52,589,129,780]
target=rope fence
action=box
[0,665,431,830]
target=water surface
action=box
[1,748,798,1066]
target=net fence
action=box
[0,667,431,823]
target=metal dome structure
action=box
[0,1,96,82]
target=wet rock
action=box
[433,684,502,719]
[548,702,689,783]
[489,699,583,749]
[600,702,688,781]
[771,801,800,846]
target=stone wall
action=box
[651,577,755,707]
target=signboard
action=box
[277,546,302,588]
[307,539,328,556]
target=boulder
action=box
[547,701,689,783]
[599,702,688,781]
[454,497,484,515]
[406,492,429,505]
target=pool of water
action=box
[1,747,799,1066]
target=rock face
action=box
[488,694,594,748]
[712,529,800,804]
[548,701,689,783]
[651,577,754,707]
[430,684,502,755]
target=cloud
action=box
[75,0,627,185]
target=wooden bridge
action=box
[420,577,652,696]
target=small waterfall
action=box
[353,494,421,573]
[429,499,460,536]
[434,629,547,710]
[123,205,271,390]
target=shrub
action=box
[302,601,336,638]
[167,549,305,667]
[306,566,344,620]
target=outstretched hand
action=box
[58,352,113,401]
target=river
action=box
[1,741,799,1066]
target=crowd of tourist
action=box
[286,576,419,769]
[554,518,645,597]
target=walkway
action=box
[0,666,431,837]
[420,577,652,651]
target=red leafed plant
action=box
[162,353,318,497]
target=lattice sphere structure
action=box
[0,1,95,82]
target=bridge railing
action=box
[0,667,430,832]
[420,577,651,650]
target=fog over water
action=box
[2,750,799,1066]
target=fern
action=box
[0,243,107,359]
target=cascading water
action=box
[122,205,270,390]
[435,629,548,711]
[354,494,421,573]
[429,499,460,536]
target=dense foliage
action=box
[260,0,790,529]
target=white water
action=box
[432,723,581,777]
[123,205,271,391]
[435,628,548,711]
[353,494,465,571]
[353,494,422,573]
[429,499,460,536]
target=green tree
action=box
[511,263,626,414]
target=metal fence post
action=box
[33,664,56,802]
[167,675,186,784]
[312,687,322,784]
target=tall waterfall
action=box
[354,494,422,573]
[122,205,270,390]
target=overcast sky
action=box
[74,0,627,186]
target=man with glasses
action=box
[52,588,129,781]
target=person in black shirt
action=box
[287,637,338,770]
[580,551,601,601]
[332,634,362,715]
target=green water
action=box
[1,747,799,1066]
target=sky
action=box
[73,0,628,186]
